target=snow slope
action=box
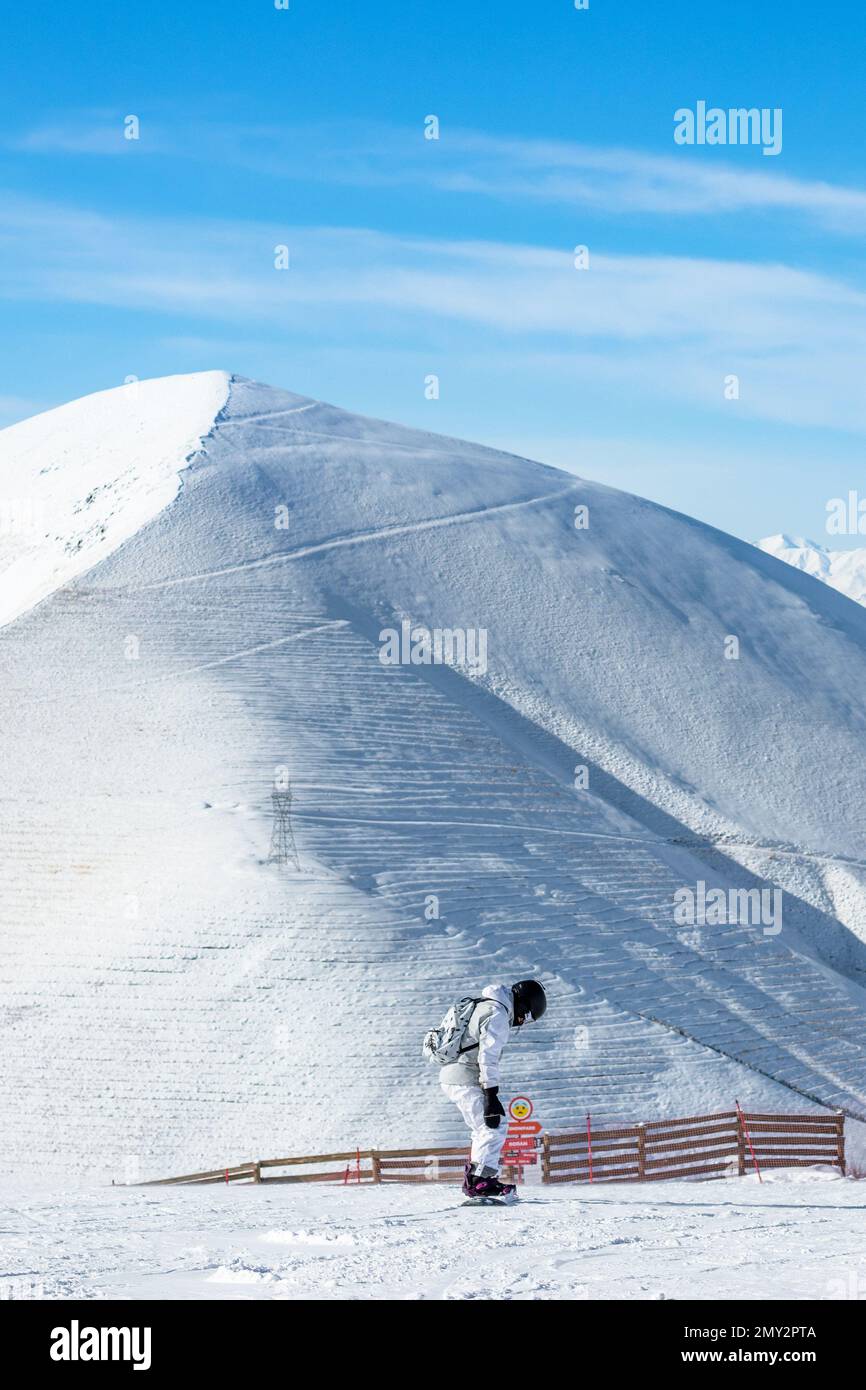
[4,372,866,1181]
[2,1172,859,1301]
[757,534,866,608]
[0,372,229,629]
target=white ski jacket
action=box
[438,984,515,1089]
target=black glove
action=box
[482,1086,505,1129]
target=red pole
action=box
[736,1100,763,1183]
[225,1168,229,1185]
[586,1112,593,1184]
[343,1163,350,1185]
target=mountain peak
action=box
[0,370,229,628]
[756,533,826,554]
[6,371,866,1174]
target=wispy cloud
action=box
[0,394,46,427]
[424,132,866,230]
[11,114,866,233]
[1,189,863,340]
[7,109,168,156]
[2,191,866,431]
[11,126,142,155]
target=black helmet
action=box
[512,979,547,1024]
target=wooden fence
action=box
[136,1147,472,1188]
[542,1110,845,1184]
[134,1109,844,1188]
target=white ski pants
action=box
[441,1081,506,1174]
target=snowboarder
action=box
[423,980,547,1202]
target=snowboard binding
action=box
[461,1161,518,1205]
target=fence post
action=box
[253,1161,262,1184]
[835,1112,846,1176]
[637,1125,646,1182]
[735,1100,762,1182]
[736,1110,746,1176]
[371,1150,381,1184]
[541,1133,551,1185]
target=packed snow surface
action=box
[2,1172,861,1301]
[4,372,866,1182]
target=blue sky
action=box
[2,0,865,541]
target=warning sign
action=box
[509,1097,533,1121]
[502,1095,542,1166]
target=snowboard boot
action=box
[462,1161,497,1197]
[486,1176,518,1202]
[462,1162,517,1201]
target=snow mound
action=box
[0,371,229,628]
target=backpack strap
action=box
[457,996,509,1055]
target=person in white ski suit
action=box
[439,979,547,1189]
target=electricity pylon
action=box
[268,782,300,869]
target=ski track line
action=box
[291,811,866,872]
[217,403,318,425]
[291,810,666,844]
[17,622,349,704]
[215,411,537,462]
[131,483,582,593]
[136,621,349,685]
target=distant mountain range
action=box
[756,534,866,607]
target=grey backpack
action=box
[422,995,504,1065]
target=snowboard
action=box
[461,1193,519,1207]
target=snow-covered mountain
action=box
[756,534,866,608]
[4,372,866,1180]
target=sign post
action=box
[502,1096,543,1182]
